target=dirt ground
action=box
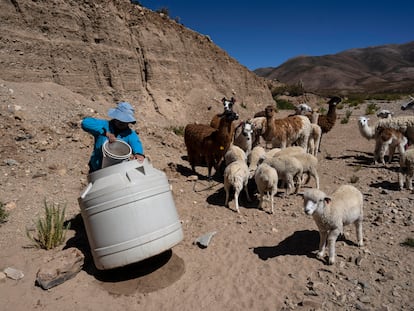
[0,79,413,311]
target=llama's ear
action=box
[231,97,236,103]
[222,97,226,103]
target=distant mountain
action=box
[254,41,414,94]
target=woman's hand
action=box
[106,132,117,143]
[131,154,145,163]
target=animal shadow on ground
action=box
[252,230,319,260]
[176,158,225,183]
[370,180,400,191]
[64,214,183,283]
[336,150,373,167]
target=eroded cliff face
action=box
[0,0,274,125]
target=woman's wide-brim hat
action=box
[108,102,136,124]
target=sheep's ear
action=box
[324,197,332,204]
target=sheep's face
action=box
[377,110,393,119]
[296,104,312,115]
[303,189,327,215]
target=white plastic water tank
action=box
[78,159,183,270]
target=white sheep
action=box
[358,116,407,165]
[264,155,303,196]
[271,146,305,157]
[254,162,278,214]
[376,109,393,119]
[249,116,267,147]
[248,145,266,178]
[292,153,320,190]
[225,144,247,166]
[302,185,364,265]
[399,148,414,191]
[224,160,252,213]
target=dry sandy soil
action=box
[0,79,413,311]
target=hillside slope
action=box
[255,41,414,94]
[0,0,274,125]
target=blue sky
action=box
[139,1,413,70]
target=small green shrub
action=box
[401,238,414,247]
[26,200,70,250]
[276,98,295,110]
[350,175,359,183]
[0,201,9,224]
[168,125,185,136]
[341,110,352,124]
[365,103,379,115]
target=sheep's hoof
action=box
[316,252,325,260]
[328,257,335,265]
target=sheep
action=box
[224,160,252,213]
[210,97,237,129]
[399,148,414,191]
[224,144,247,166]
[293,103,313,116]
[375,115,414,144]
[233,120,254,158]
[308,123,322,156]
[311,96,342,151]
[262,105,312,150]
[271,146,305,157]
[263,155,303,196]
[292,153,320,190]
[358,116,408,165]
[254,162,278,214]
[302,185,364,265]
[184,110,239,179]
[248,145,266,178]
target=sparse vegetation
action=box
[350,175,359,183]
[341,110,352,124]
[26,200,70,250]
[401,238,414,248]
[365,102,379,115]
[168,125,185,136]
[271,82,305,97]
[155,7,169,16]
[275,98,295,110]
[0,201,9,224]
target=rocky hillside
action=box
[0,0,274,126]
[255,41,414,95]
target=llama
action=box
[262,105,312,150]
[358,116,408,165]
[184,110,239,179]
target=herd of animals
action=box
[183,95,414,264]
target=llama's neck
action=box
[358,123,375,139]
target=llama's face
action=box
[297,104,312,114]
[377,110,393,119]
[358,116,368,127]
[242,122,253,139]
[222,97,235,113]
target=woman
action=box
[81,101,145,172]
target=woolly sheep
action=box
[308,123,322,156]
[263,105,312,149]
[254,162,278,214]
[248,145,266,178]
[292,153,320,190]
[302,185,364,265]
[399,148,414,191]
[249,116,267,147]
[263,155,303,196]
[184,110,239,179]
[224,160,252,213]
[271,146,305,157]
[225,144,247,166]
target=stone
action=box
[36,247,84,290]
[4,267,24,280]
[194,231,217,248]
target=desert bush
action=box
[0,201,9,224]
[401,238,414,248]
[276,98,295,110]
[26,200,70,250]
[341,110,352,124]
[365,102,379,115]
[168,125,185,136]
[350,175,359,183]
